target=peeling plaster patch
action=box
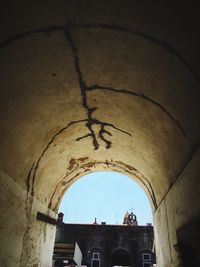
[61,181,67,186]
[83,162,94,169]
[77,156,89,162]
[68,158,77,171]
[83,168,91,172]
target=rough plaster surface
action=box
[0,1,200,266]
[0,171,56,267]
[0,171,26,267]
[154,149,200,267]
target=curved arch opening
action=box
[48,160,158,216]
[52,171,155,267]
[58,171,153,225]
[111,249,131,267]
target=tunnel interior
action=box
[0,1,200,267]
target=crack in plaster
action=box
[0,21,190,151]
[0,25,64,48]
[22,162,55,265]
[155,140,200,212]
[1,22,198,84]
[21,163,37,265]
[114,160,157,209]
[0,20,196,201]
[87,84,186,137]
[72,22,200,83]
[48,172,81,210]
[0,23,132,151]
[164,200,172,263]
[30,119,87,196]
[0,22,195,149]
[26,162,35,193]
[64,21,132,150]
[0,18,197,266]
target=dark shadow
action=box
[111,249,131,266]
[176,217,200,267]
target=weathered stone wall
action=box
[55,222,154,267]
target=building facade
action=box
[54,213,155,267]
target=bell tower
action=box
[123,211,138,226]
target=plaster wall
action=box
[154,148,200,267]
[0,171,56,267]
[0,171,26,267]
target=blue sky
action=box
[59,171,153,226]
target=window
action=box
[91,252,100,267]
[142,253,151,261]
[92,259,100,267]
[92,252,100,259]
[142,253,152,267]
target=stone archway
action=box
[0,1,200,267]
